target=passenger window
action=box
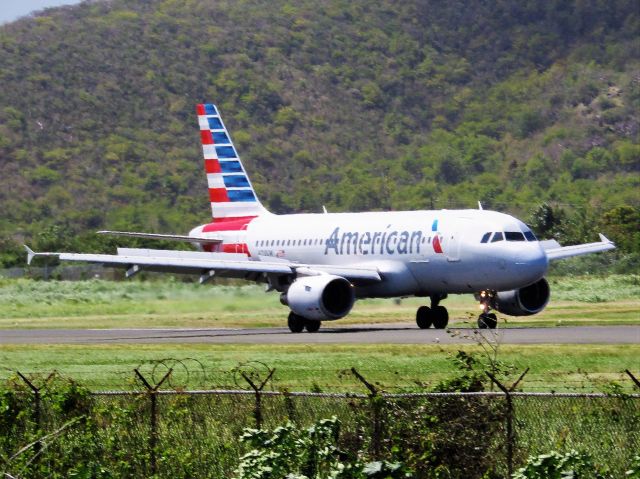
[481,232,491,243]
[491,232,504,242]
[505,231,525,241]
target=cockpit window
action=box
[505,231,526,241]
[491,232,504,242]
[480,232,491,243]
[523,230,537,241]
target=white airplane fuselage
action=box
[190,209,548,298]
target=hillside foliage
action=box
[0,0,638,267]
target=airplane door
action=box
[445,231,461,262]
[445,218,471,262]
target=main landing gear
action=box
[416,295,449,329]
[287,311,321,333]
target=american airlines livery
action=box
[26,103,616,332]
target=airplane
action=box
[26,103,616,333]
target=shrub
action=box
[233,417,412,479]
[512,449,611,479]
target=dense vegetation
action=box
[1,363,638,477]
[0,0,638,268]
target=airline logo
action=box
[432,219,443,253]
[323,219,443,256]
[324,226,425,256]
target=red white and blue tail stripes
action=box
[197,103,267,221]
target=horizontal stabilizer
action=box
[98,230,222,244]
[545,234,615,261]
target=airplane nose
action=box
[515,245,548,281]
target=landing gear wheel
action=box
[287,312,305,333]
[478,313,497,329]
[432,305,449,329]
[416,306,432,329]
[304,320,321,333]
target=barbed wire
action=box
[87,389,640,398]
[2,367,637,395]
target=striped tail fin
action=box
[196,103,268,221]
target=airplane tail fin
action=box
[196,103,269,221]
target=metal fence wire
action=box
[512,393,640,471]
[0,364,640,479]
[1,382,639,478]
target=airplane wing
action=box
[543,234,615,261]
[24,246,381,283]
[97,230,223,244]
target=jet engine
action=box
[284,275,355,320]
[494,278,550,316]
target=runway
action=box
[1,325,639,345]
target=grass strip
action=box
[1,275,639,329]
[1,343,637,393]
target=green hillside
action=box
[0,0,638,267]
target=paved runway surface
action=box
[1,325,639,344]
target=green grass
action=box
[1,343,638,393]
[1,276,637,394]
[0,275,638,329]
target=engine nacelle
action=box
[285,275,355,321]
[494,278,550,316]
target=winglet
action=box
[24,245,36,265]
[24,245,59,264]
[598,233,613,244]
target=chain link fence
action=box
[1,371,638,478]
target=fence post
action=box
[351,368,382,458]
[625,370,640,389]
[15,371,54,456]
[134,368,172,477]
[486,368,528,478]
[283,390,297,424]
[16,372,41,437]
[240,368,275,429]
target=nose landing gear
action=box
[477,290,498,329]
[416,295,449,329]
[478,312,497,329]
